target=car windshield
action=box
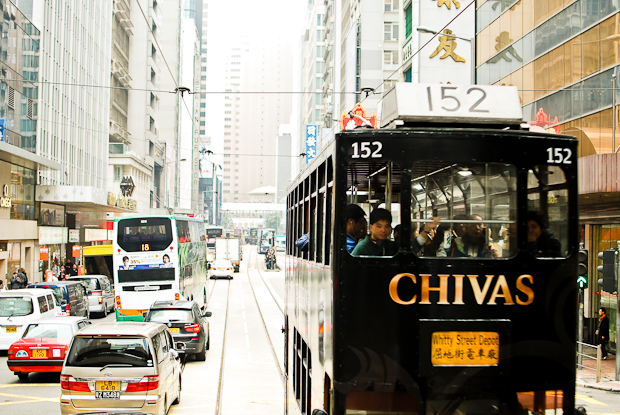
[147,309,193,323]
[23,323,73,339]
[66,337,153,367]
[0,297,33,317]
[73,278,100,291]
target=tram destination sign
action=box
[431,331,500,367]
[380,84,523,127]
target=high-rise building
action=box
[0,0,55,281]
[203,0,293,204]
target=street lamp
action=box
[416,26,476,84]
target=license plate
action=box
[96,380,120,391]
[5,327,16,333]
[170,328,180,333]
[95,391,120,399]
[431,331,500,367]
[32,349,47,358]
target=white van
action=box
[0,289,59,350]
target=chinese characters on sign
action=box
[305,124,318,165]
[436,0,461,9]
[429,29,466,63]
[431,331,500,366]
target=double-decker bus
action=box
[285,84,580,415]
[113,215,208,321]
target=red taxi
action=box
[7,316,91,380]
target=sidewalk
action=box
[577,353,620,391]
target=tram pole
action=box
[616,243,620,380]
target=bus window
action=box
[347,161,401,258]
[117,218,173,252]
[527,166,568,257]
[411,162,517,258]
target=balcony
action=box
[109,120,131,146]
[113,0,134,36]
[111,58,132,88]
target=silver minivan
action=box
[67,276,114,317]
[60,322,182,415]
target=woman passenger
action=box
[526,211,562,257]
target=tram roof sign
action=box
[380,84,523,128]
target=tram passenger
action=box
[351,208,397,256]
[412,217,443,256]
[450,214,499,258]
[346,204,368,253]
[526,211,562,257]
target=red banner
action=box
[39,247,49,261]
[340,103,378,130]
[72,245,81,258]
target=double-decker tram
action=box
[113,215,209,321]
[285,84,579,415]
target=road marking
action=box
[0,391,59,403]
[576,393,608,406]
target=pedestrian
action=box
[20,268,29,287]
[598,307,610,360]
[0,279,4,290]
[70,263,78,276]
[16,268,26,289]
[9,272,20,290]
[59,266,66,281]
[51,260,60,279]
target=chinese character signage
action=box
[431,331,500,366]
[305,124,318,165]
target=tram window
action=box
[411,162,517,258]
[527,166,568,257]
[347,161,401,258]
[325,157,333,265]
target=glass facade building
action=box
[476,0,620,351]
[0,0,38,154]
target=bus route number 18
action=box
[351,142,383,159]
[141,244,150,251]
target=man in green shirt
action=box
[351,208,398,256]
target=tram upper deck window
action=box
[347,161,401,258]
[527,166,568,257]
[411,162,517,258]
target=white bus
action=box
[113,215,208,321]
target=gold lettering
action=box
[420,274,450,305]
[487,275,515,305]
[452,275,465,305]
[515,275,535,305]
[389,273,417,305]
[468,275,495,304]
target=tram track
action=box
[212,245,285,415]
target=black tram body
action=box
[285,122,578,415]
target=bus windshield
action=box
[117,218,173,252]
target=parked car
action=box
[7,316,91,380]
[60,322,182,415]
[67,275,114,317]
[0,289,59,351]
[145,300,211,361]
[209,259,234,279]
[28,281,89,318]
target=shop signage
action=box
[120,176,136,197]
[85,228,109,242]
[72,245,81,258]
[39,246,49,261]
[305,124,318,165]
[39,226,68,244]
[39,202,65,226]
[0,184,11,208]
[107,192,138,211]
[69,229,80,243]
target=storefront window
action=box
[10,164,35,221]
[595,224,620,351]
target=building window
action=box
[317,14,323,26]
[405,67,412,82]
[114,165,122,181]
[384,22,399,41]
[385,0,399,12]
[384,50,399,69]
[405,4,412,38]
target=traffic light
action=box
[597,250,616,293]
[577,250,588,289]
